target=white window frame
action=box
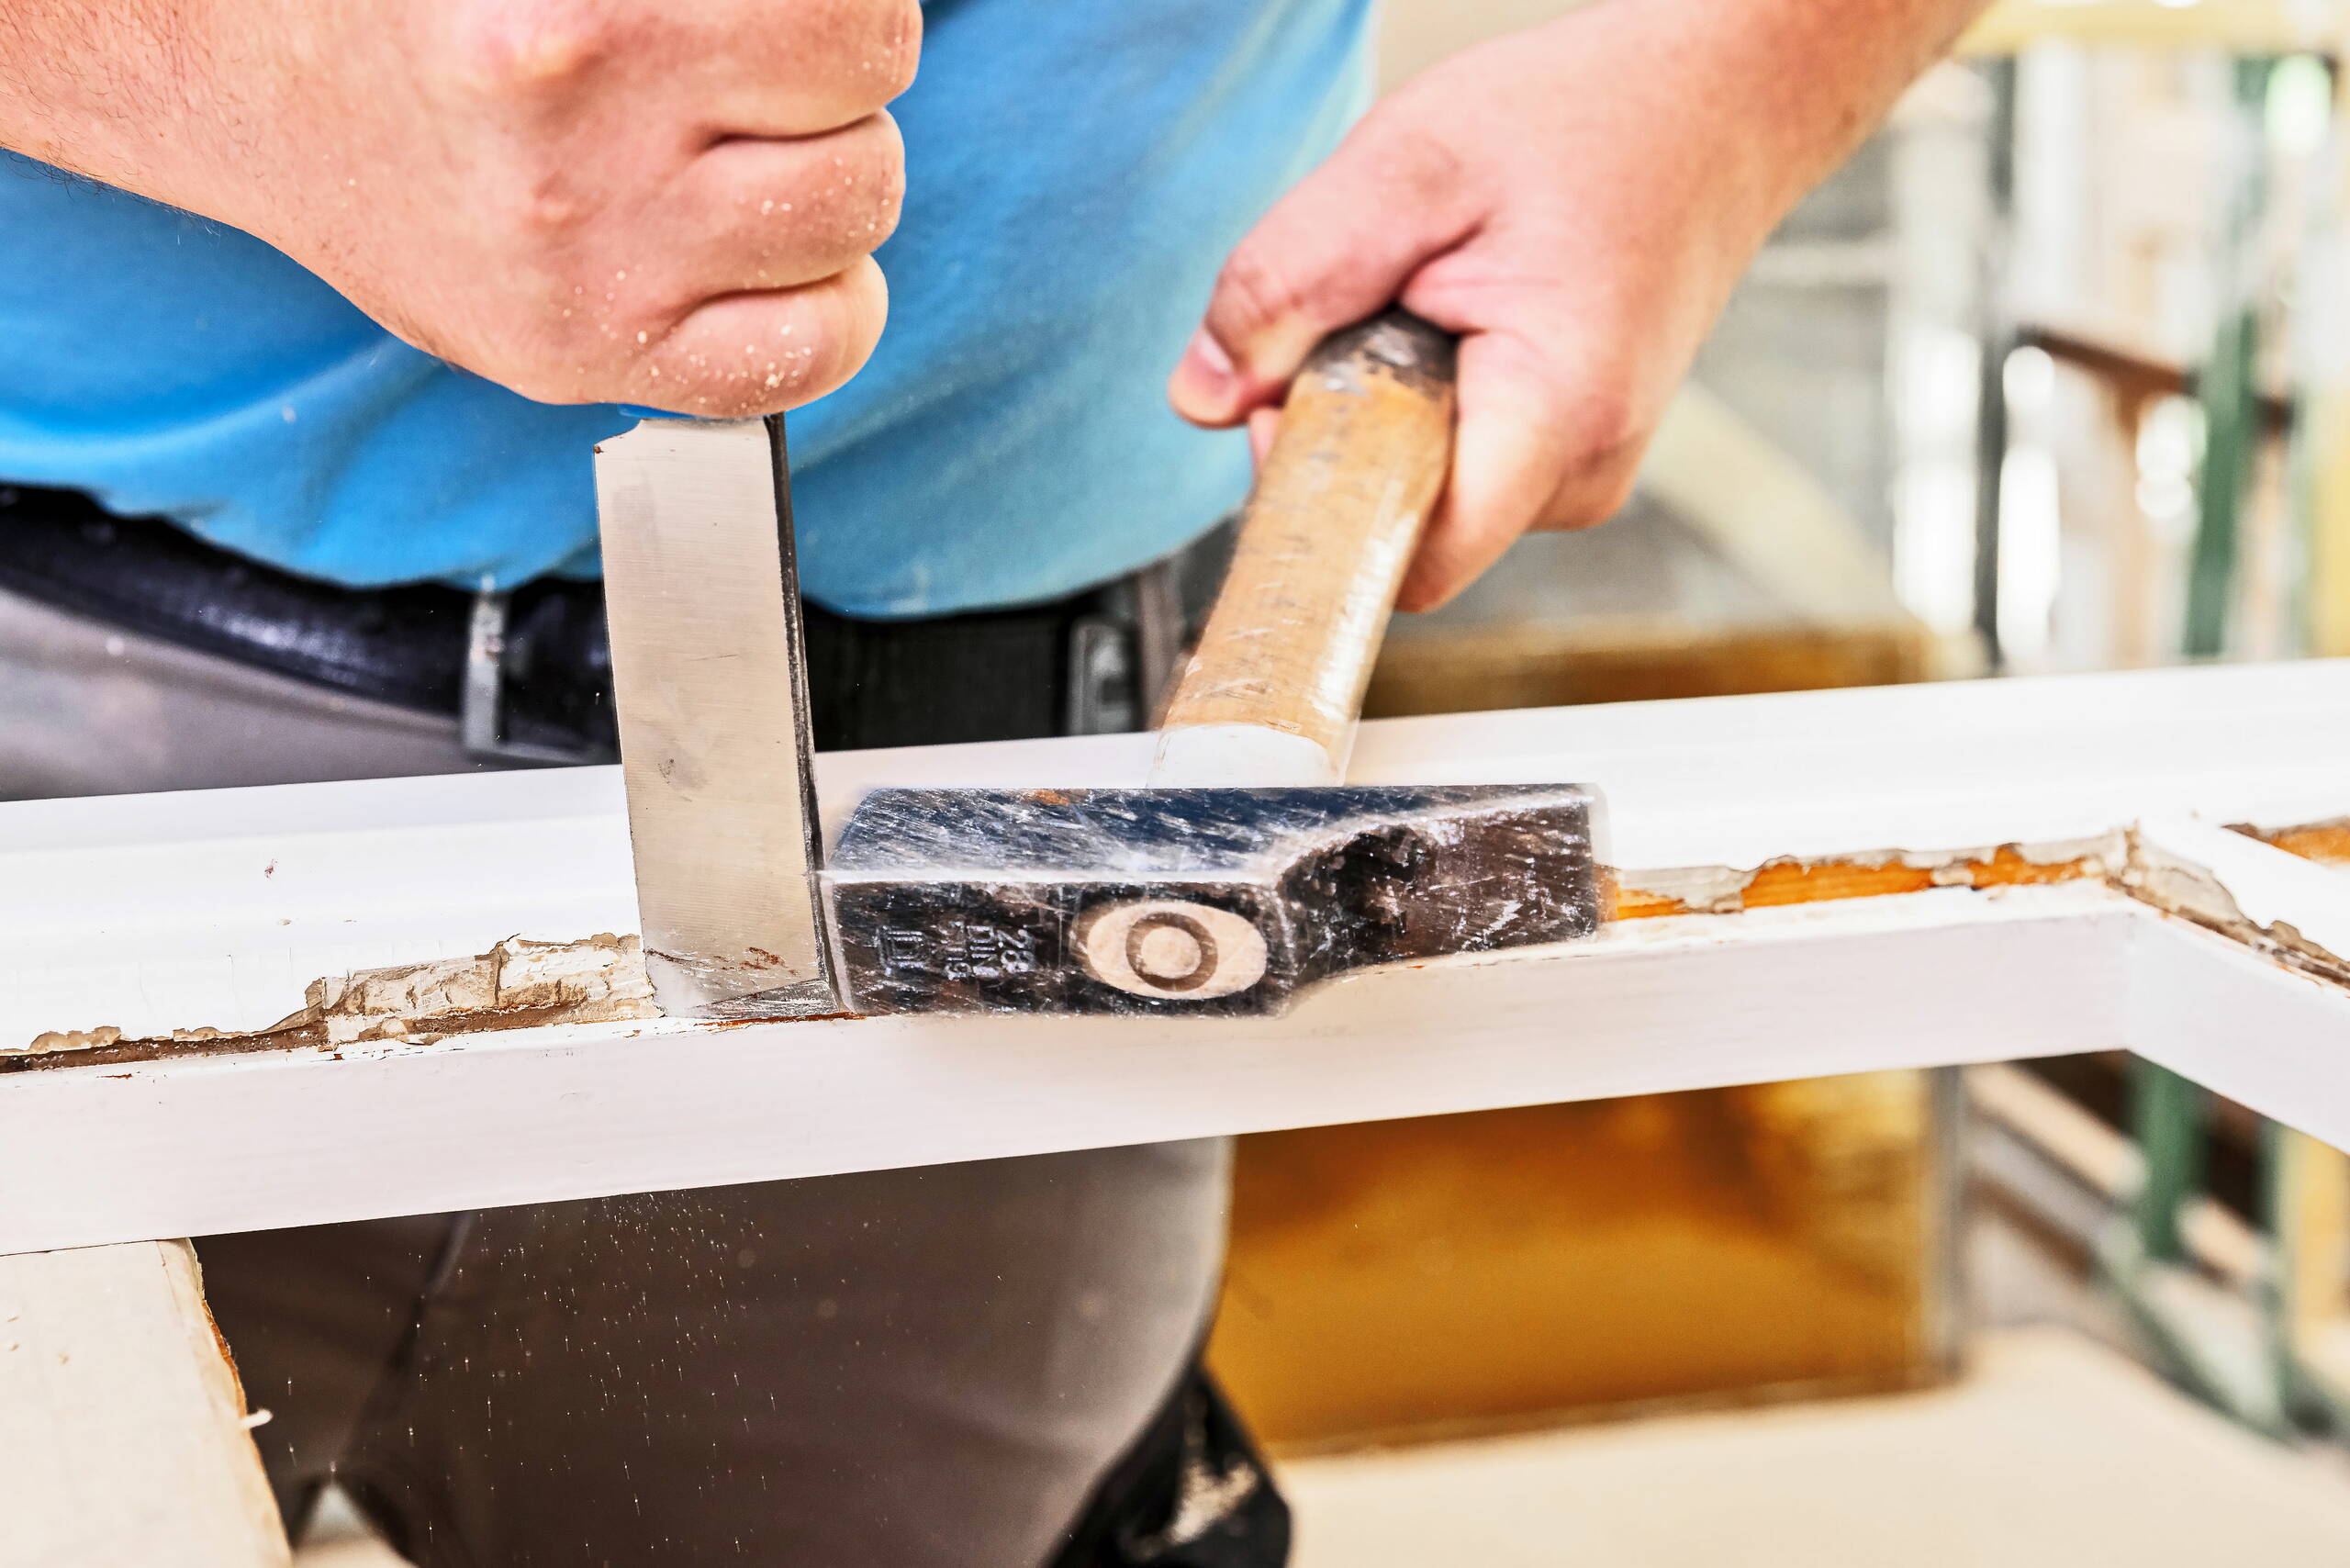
[4,658,2348,1255]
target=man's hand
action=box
[1169,0,1983,610]
[0,0,917,415]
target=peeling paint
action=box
[1616,835,2121,921]
[4,935,656,1070]
[2126,823,2350,988]
[307,934,657,1045]
[1617,819,2350,1001]
[2242,816,2350,868]
[11,813,2345,1069]
[21,1025,123,1056]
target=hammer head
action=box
[822,784,1605,1015]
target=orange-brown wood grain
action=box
[2256,818,2350,867]
[1612,885,1691,920]
[1613,846,2101,921]
[1969,845,2102,887]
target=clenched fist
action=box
[0,0,917,415]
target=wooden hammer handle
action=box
[1152,311,1458,787]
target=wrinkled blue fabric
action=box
[0,0,1368,614]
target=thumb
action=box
[1169,130,1480,428]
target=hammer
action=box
[594,312,1605,1019]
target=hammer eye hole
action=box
[1077,899,1269,1002]
[1126,913,1217,991]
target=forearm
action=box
[0,1,227,196]
[1551,0,1988,252]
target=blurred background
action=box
[302,0,2350,1562]
[1210,1,2350,1564]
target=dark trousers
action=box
[0,488,1281,1566]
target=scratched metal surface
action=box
[824,784,1602,1015]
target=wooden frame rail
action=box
[5,660,2350,1255]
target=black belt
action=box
[0,486,1204,759]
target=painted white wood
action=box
[6,659,2348,1049]
[5,659,2350,1253]
[0,885,2129,1255]
[2135,812,2350,958]
[2129,906,2350,1154]
[2116,814,2350,1148]
[1148,723,1340,787]
[0,1239,289,1567]
[1348,657,2350,871]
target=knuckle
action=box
[725,120,903,276]
[868,0,923,100]
[1212,242,1306,341]
[823,0,922,106]
[857,117,909,240]
[822,112,905,219]
[1562,388,1643,477]
[765,0,921,119]
[1362,128,1466,214]
[641,283,877,417]
[1552,474,1637,530]
[509,167,595,236]
[664,344,827,417]
[1550,398,1644,527]
[812,119,907,249]
[442,0,618,102]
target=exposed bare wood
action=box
[15,935,655,1069]
[5,663,2350,1252]
[2259,818,2350,868]
[2125,814,2350,989]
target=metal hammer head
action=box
[822,783,1604,1015]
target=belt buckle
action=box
[463,588,605,766]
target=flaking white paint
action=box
[5,661,2350,1249]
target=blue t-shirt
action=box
[0,0,1368,616]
